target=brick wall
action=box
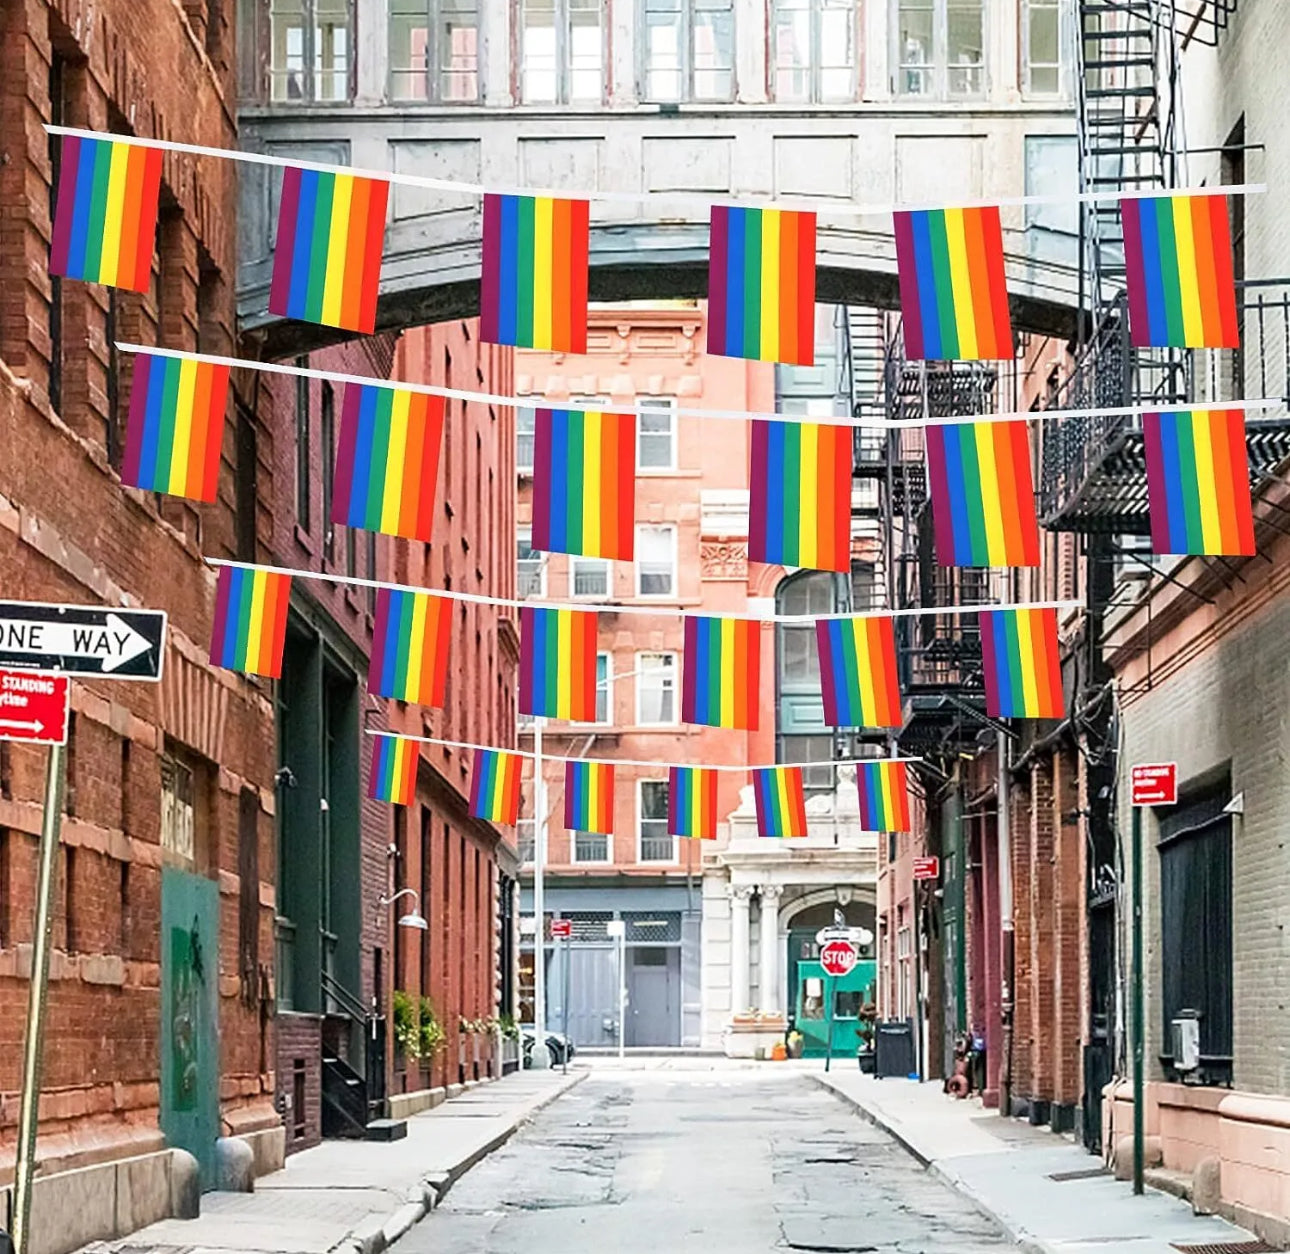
[275,1013,322,1155]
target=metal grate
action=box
[623,911,682,943]
[562,911,613,942]
[1171,1243,1277,1254]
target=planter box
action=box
[723,1015,787,1059]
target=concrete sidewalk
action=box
[809,1067,1257,1254]
[83,1070,583,1254]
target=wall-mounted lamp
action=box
[377,889,428,931]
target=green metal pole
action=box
[824,974,835,1073]
[1132,804,1144,1196]
[12,742,68,1254]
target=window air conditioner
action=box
[1171,1013,1200,1073]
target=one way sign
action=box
[0,600,167,681]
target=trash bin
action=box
[874,1019,917,1079]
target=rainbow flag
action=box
[333,384,444,541]
[893,206,1012,361]
[564,761,614,835]
[210,565,291,679]
[50,135,163,292]
[369,737,418,806]
[519,607,598,721]
[749,420,852,573]
[927,421,1040,566]
[681,616,761,731]
[1122,195,1239,349]
[480,194,589,353]
[369,589,452,707]
[707,207,817,366]
[980,607,1064,720]
[1143,409,1255,556]
[469,749,523,825]
[269,166,389,334]
[122,352,230,501]
[667,767,719,840]
[856,760,911,833]
[753,767,808,838]
[532,408,636,561]
[816,616,902,728]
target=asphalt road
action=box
[397,1060,1026,1254]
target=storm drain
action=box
[1047,1167,1112,1182]
[1170,1242,1278,1253]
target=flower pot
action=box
[770,1042,788,1061]
[858,1048,876,1074]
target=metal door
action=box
[549,943,619,1048]
[626,947,679,1046]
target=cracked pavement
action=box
[395,1061,1026,1254]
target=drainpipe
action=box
[998,729,1015,1117]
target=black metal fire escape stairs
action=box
[320,970,403,1141]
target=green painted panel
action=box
[793,957,877,1060]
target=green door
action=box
[160,867,220,1189]
[792,956,877,1060]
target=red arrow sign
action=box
[819,939,859,977]
[550,919,572,939]
[1131,763,1177,807]
[913,856,940,881]
[0,670,69,745]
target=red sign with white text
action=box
[913,856,940,881]
[1131,763,1177,807]
[0,669,69,745]
[550,919,572,939]
[819,940,859,977]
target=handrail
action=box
[321,969,371,1023]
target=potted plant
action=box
[786,1030,805,1060]
[857,1003,878,1074]
[393,989,423,1062]
[418,998,446,1061]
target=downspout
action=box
[998,728,1015,1116]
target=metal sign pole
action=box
[562,932,570,1077]
[1132,804,1144,1196]
[618,927,626,1062]
[824,974,836,1073]
[12,742,68,1254]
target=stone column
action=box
[728,885,754,1015]
[758,885,783,1015]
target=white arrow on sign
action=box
[0,718,44,734]
[0,613,152,673]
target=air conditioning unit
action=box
[1172,1012,1201,1074]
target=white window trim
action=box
[519,0,607,106]
[634,651,678,727]
[592,651,613,725]
[387,0,484,104]
[638,0,737,104]
[634,524,678,599]
[518,526,546,598]
[571,829,612,864]
[516,406,536,476]
[1020,0,1066,98]
[891,0,988,101]
[569,554,611,600]
[636,397,678,474]
[637,779,676,864]
[770,0,859,105]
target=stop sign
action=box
[819,939,859,977]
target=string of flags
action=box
[50,129,1253,368]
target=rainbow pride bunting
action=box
[564,761,614,835]
[50,135,163,292]
[927,420,1040,566]
[333,384,445,541]
[816,617,902,728]
[269,167,389,334]
[1122,195,1239,350]
[369,589,452,706]
[369,737,418,806]
[749,420,852,573]
[122,352,230,501]
[753,767,808,838]
[210,566,291,679]
[681,616,761,731]
[707,207,817,366]
[532,408,636,560]
[1143,409,1255,556]
[980,608,1063,720]
[480,194,589,353]
[856,761,911,833]
[893,206,1012,361]
[469,749,523,825]
[667,767,719,840]
[519,607,598,721]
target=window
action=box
[637,398,676,471]
[520,0,604,105]
[639,780,674,862]
[321,382,335,560]
[896,0,983,98]
[1022,0,1061,96]
[161,753,196,864]
[776,572,838,796]
[570,555,609,598]
[294,361,310,531]
[269,0,352,102]
[48,49,69,421]
[573,830,609,863]
[642,0,734,103]
[594,652,611,723]
[516,407,536,474]
[772,0,856,103]
[518,528,544,596]
[389,0,480,101]
[366,531,378,613]
[635,525,676,597]
[636,653,676,725]
[517,818,535,865]
[235,405,258,562]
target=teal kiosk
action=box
[788,926,876,1060]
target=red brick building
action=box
[0,0,280,1240]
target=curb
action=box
[809,1074,1048,1254]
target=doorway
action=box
[627,947,680,1046]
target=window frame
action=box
[516,817,535,865]
[516,406,536,475]
[634,524,678,599]
[893,0,987,101]
[635,651,678,727]
[518,0,607,107]
[517,526,546,598]
[294,362,311,532]
[770,0,859,104]
[388,0,483,103]
[638,0,736,104]
[592,651,613,725]
[268,0,355,104]
[569,554,610,599]
[572,828,611,864]
[1020,0,1064,98]
[636,397,678,473]
[637,778,676,864]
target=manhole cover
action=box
[1171,1242,1278,1253]
[1047,1167,1112,1182]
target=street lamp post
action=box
[530,714,550,1069]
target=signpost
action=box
[1129,763,1176,1198]
[819,939,859,1073]
[8,601,167,1254]
[550,921,572,1076]
[607,919,626,1061]
[912,856,940,881]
